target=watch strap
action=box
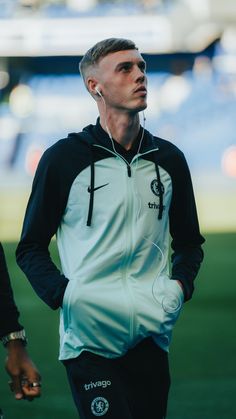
[1,329,27,347]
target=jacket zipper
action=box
[93,144,132,177]
[121,169,136,342]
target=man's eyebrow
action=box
[115,61,132,70]
[115,60,146,70]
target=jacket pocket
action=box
[152,275,184,340]
[153,274,184,315]
[162,278,184,314]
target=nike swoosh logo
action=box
[87,183,109,193]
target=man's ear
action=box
[87,77,98,97]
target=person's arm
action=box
[16,145,69,309]
[0,243,41,400]
[169,150,205,301]
[0,243,23,337]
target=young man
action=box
[16,38,205,418]
[0,242,41,401]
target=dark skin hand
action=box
[5,340,41,401]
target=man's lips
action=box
[134,86,147,95]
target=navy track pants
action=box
[63,338,170,418]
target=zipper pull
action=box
[127,164,131,177]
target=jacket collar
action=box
[83,118,159,158]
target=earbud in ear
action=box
[95,86,102,97]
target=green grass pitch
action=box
[0,233,236,418]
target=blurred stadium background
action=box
[0,0,236,238]
[0,0,236,418]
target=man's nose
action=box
[134,66,146,83]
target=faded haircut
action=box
[79,38,138,87]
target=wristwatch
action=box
[1,329,27,347]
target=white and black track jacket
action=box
[16,120,205,360]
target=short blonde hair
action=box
[79,38,138,84]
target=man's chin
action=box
[120,99,147,114]
[131,101,147,113]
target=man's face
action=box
[95,49,147,113]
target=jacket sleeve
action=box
[16,146,69,310]
[0,243,23,337]
[169,150,205,301]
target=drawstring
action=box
[86,145,95,226]
[154,157,164,220]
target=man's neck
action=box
[99,111,140,151]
